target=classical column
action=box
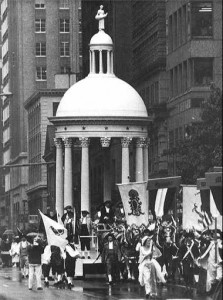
[136,138,146,182]
[121,137,132,183]
[89,50,92,73]
[54,138,64,217]
[92,51,96,73]
[107,51,111,74]
[100,137,111,201]
[99,50,103,73]
[111,52,114,74]
[80,137,90,212]
[63,138,73,208]
[143,138,150,181]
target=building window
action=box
[59,0,69,9]
[191,2,213,37]
[192,58,213,86]
[60,19,70,33]
[36,66,47,81]
[60,41,70,56]
[191,98,204,108]
[36,42,46,56]
[35,0,45,9]
[35,19,46,32]
[61,66,71,74]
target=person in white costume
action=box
[138,234,166,299]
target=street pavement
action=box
[0,267,213,300]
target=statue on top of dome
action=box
[95,5,108,31]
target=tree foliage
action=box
[168,85,222,184]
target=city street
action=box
[0,267,213,300]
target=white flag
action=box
[210,190,221,218]
[155,188,168,218]
[117,181,148,227]
[39,210,68,249]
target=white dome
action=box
[56,76,148,118]
[90,30,113,45]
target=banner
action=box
[155,188,168,218]
[39,210,68,249]
[182,186,207,230]
[117,181,148,227]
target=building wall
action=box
[0,0,81,229]
[166,0,222,175]
[132,0,168,177]
[25,92,64,217]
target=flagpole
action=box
[214,217,218,264]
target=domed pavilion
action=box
[50,8,152,216]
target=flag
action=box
[117,181,148,227]
[39,210,68,249]
[155,188,168,218]
[210,190,221,218]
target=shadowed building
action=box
[166,0,222,175]
[0,0,81,230]
[132,0,169,177]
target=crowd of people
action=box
[0,201,222,300]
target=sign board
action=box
[197,178,209,190]
[205,172,222,187]
[29,215,39,224]
[147,176,181,190]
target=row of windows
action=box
[35,66,73,81]
[139,81,159,108]
[35,19,70,33]
[35,0,69,9]
[36,41,70,57]
[168,2,213,53]
[169,58,213,98]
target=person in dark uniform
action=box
[101,232,122,284]
[178,233,200,296]
[61,206,75,238]
[79,211,92,259]
[114,201,126,226]
[99,201,114,225]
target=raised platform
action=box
[75,247,105,279]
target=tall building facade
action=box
[166,0,222,175]
[0,0,81,230]
[132,0,169,177]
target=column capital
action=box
[79,137,90,148]
[63,137,73,148]
[100,137,111,148]
[144,138,150,148]
[121,137,132,148]
[54,138,63,148]
[136,137,147,148]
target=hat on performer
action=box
[104,200,112,205]
[102,231,115,240]
[81,210,89,215]
[64,205,73,210]
[142,235,153,246]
